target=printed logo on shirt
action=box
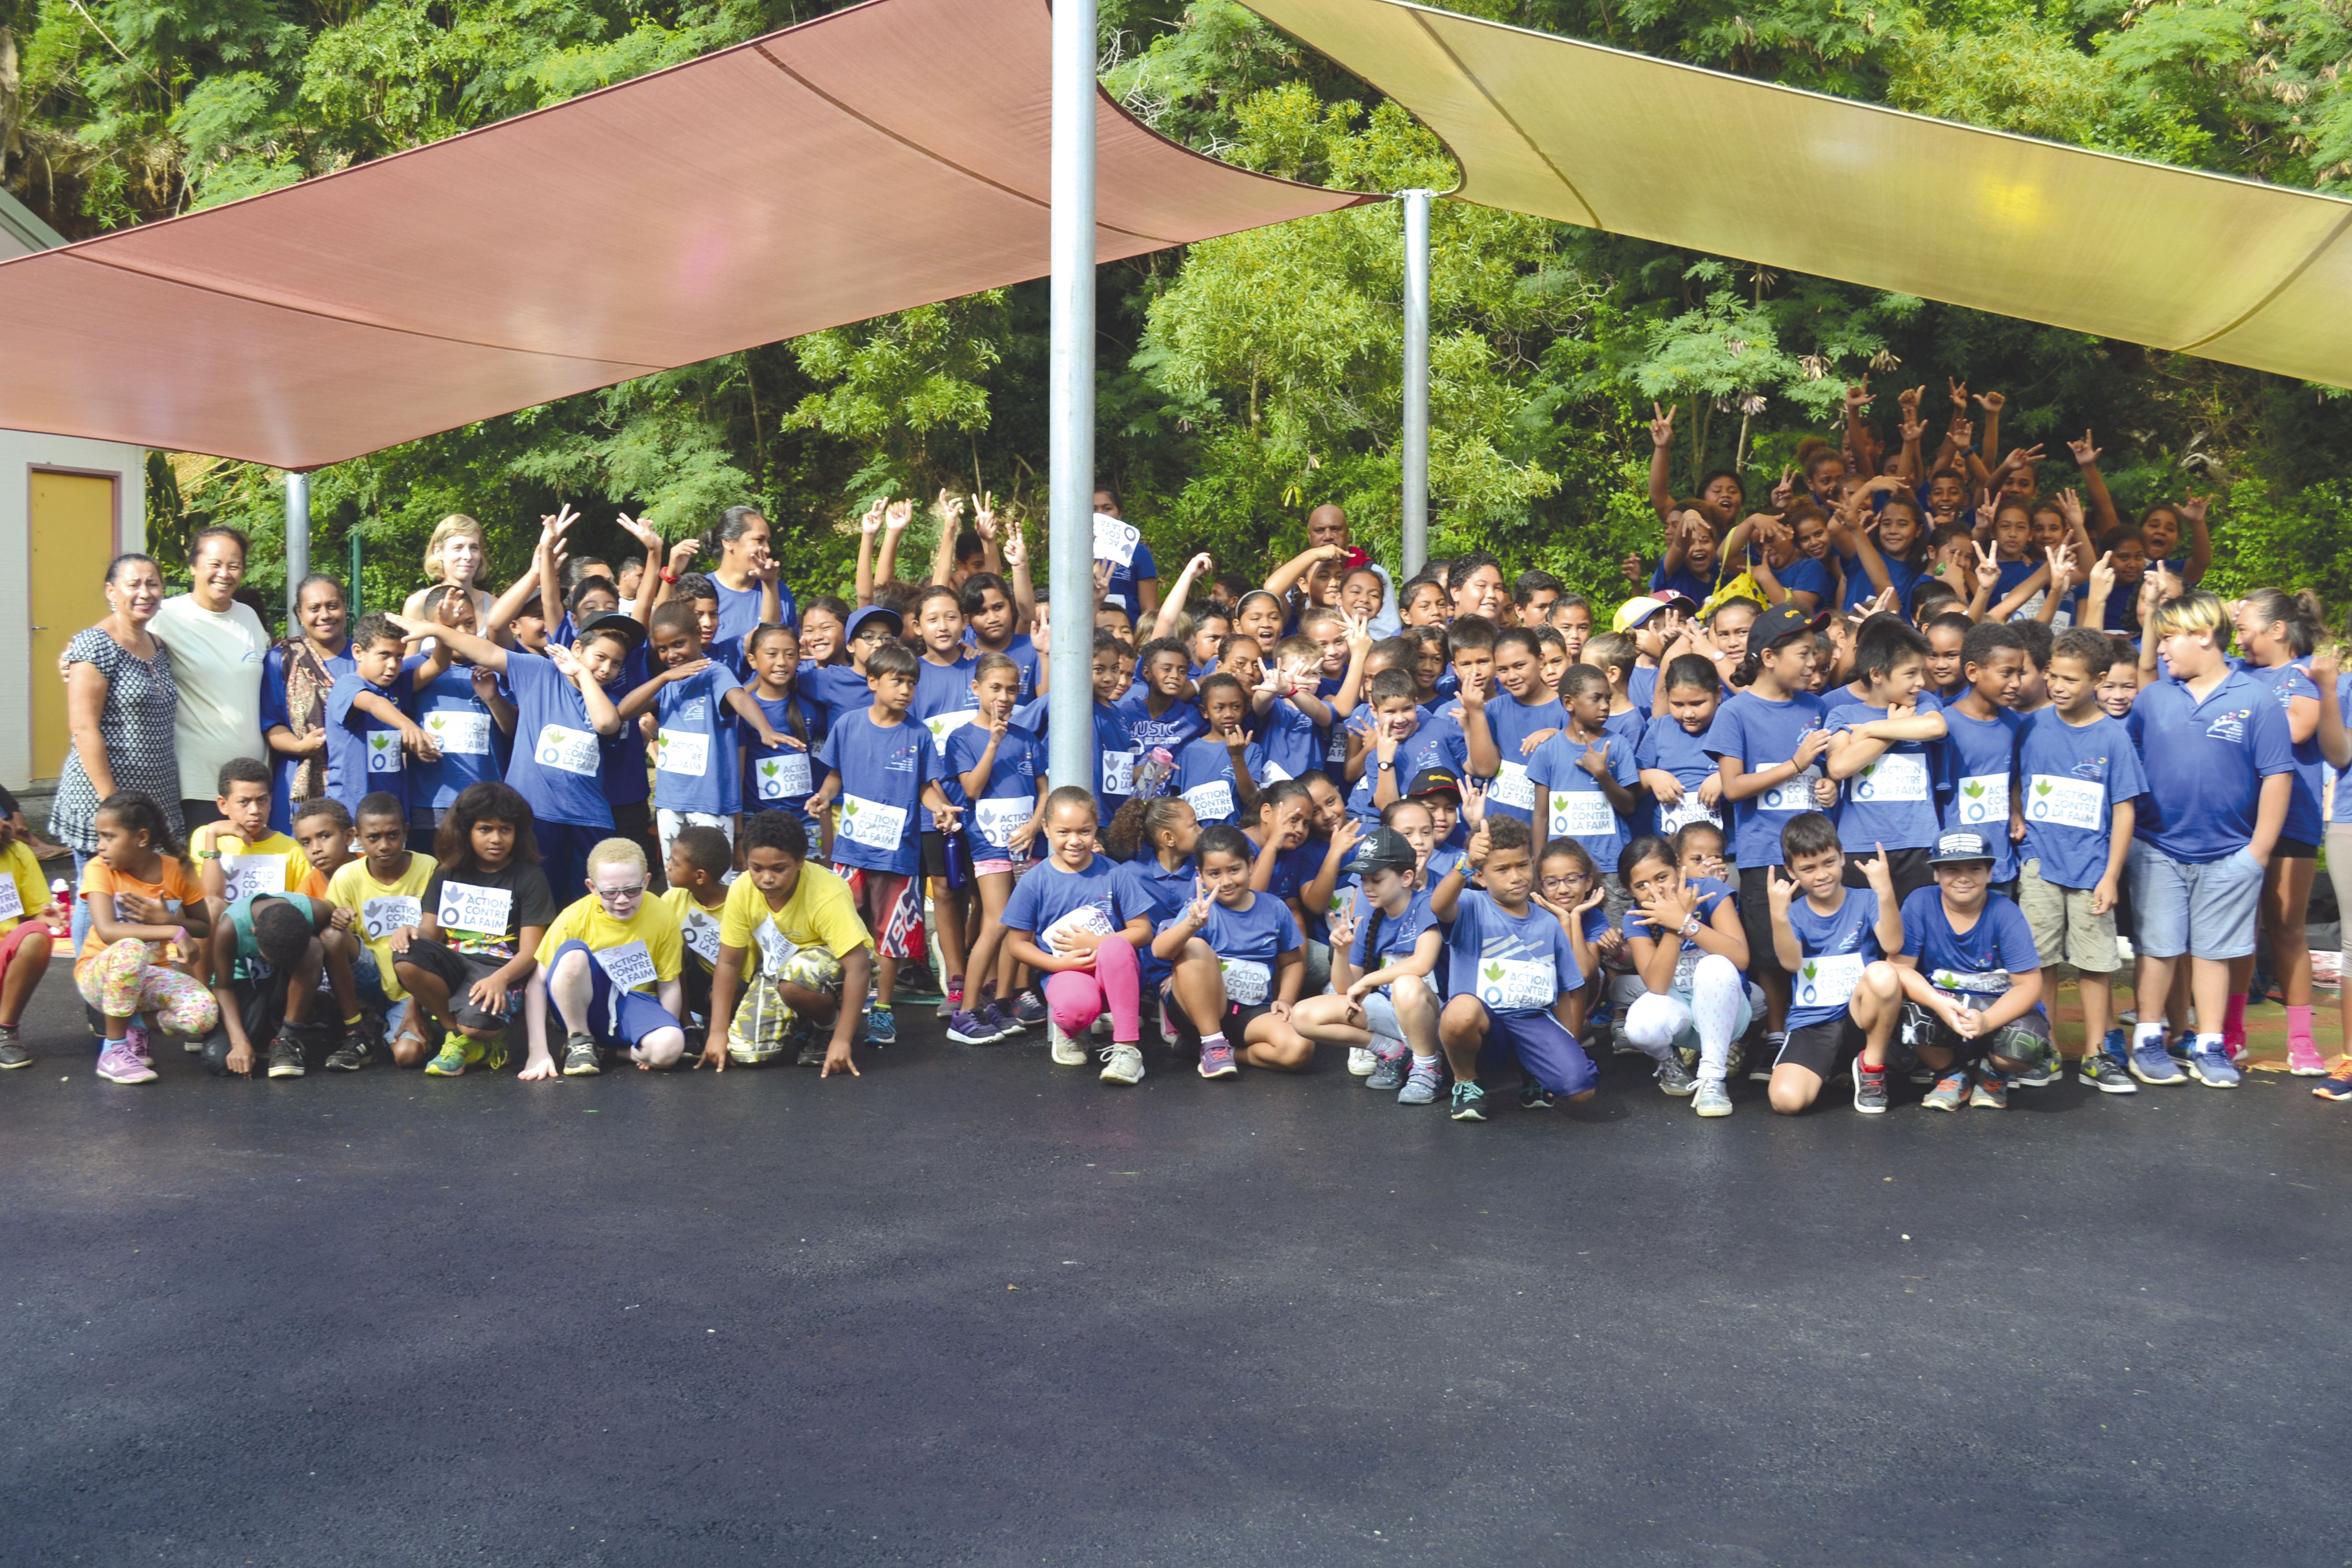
[2204,707,2251,744]
[675,697,708,724]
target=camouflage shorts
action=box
[727,946,846,1066]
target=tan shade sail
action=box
[0,0,1363,469]
[1244,0,2352,387]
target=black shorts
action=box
[398,941,521,1033]
[1900,994,2053,1065]
[1844,846,1932,904]
[2278,837,2319,860]
[1778,1017,1862,1077]
[1167,997,1272,1046]
[1738,866,1782,978]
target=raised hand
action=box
[2179,495,2210,528]
[2067,430,2101,468]
[1947,377,1969,412]
[1462,821,1493,871]
[884,498,913,532]
[1898,383,1924,412]
[1845,375,1872,413]
[1770,467,1796,508]
[1001,522,1027,572]
[1092,560,1113,601]
[1974,540,2001,591]
[1973,388,2006,415]
[936,488,965,528]
[860,498,887,537]
[1575,738,1610,778]
[1765,866,1796,916]
[2086,550,2116,604]
[614,511,662,551]
[970,492,997,540]
[1858,842,1895,895]
[1185,551,1214,581]
[1650,402,1676,449]
[1459,777,1488,829]
[2045,541,2078,595]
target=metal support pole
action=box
[349,527,365,620]
[284,472,310,629]
[1400,188,1432,577]
[1046,0,1099,792]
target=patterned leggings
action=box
[1623,953,1748,1083]
[76,939,220,1035]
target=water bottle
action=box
[48,877,69,937]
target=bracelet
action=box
[660,571,678,584]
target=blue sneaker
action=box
[1014,991,1048,1028]
[1365,1047,1407,1091]
[2129,1035,2185,1085]
[2078,1028,2139,1094]
[1398,1057,1443,1105]
[2168,1029,2196,1069]
[865,1008,898,1047]
[2187,1043,2241,1089]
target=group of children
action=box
[22,448,2352,1128]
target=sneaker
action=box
[1048,1020,1089,1066]
[1347,1045,1379,1077]
[2312,1062,2352,1101]
[1366,1050,1407,1091]
[561,1033,601,1076]
[1449,1080,1487,1121]
[936,978,963,1021]
[1196,1038,1239,1079]
[0,1026,27,1070]
[1517,1082,1554,1111]
[1654,1055,1697,1097]
[1750,1035,1781,1082]
[945,1009,1000,1046]
[1693,1077,1732,1117]
[864,1009,898,1048]
[895,969,943,1006]
[2088,1030,2145,1091]
[1908,1062,1937,1087]
[981,999,1020,1038]
[424,1037,473,1077]
[323,1037,372,1072]
[2287,1040,2329,1076]
[1922,1067,1970,1112]
[267,1032,306,1079]
[1014,991,1048,1028]
[2010,1046,2056,1088]
[1852,1063,1888,1115]
[124,1021,154,1068]
[795,1038,826,1068]
[2129,1037,2186,1085]
[1724,1038,1747,1083]
[1970,1068,2008,1109]
[2168,1030,2196,1070]
[2187,1045,2240,1089]
[1398,1057,1443,1105]
[95,1040,157,1084]
[1098,1042,1144,1085]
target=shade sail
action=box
[1243,0,2352,388]
[0,0,1363,469]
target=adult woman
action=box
[402,514,498,626]
[149,526,270,828]
[51,554,181,952]
[696,505,791,667]
[260,574,355,835]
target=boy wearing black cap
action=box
[1291,826,1447,1103]
[1894,829,2052,1111]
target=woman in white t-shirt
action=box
[148,526,270,829]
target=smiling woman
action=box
[149,527,271,831]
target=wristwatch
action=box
[1679,914,1702,938]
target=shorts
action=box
[1166,996,1273,1045]
[2018,859,2119,973]
[407,806,447,834]
[1901,991,2053,1065]
[398,940,523,1032]
[657,809,734,867]
[920,829,973,882]
[2125,840,2263,961]
[2276,837,2318,860]
[728,945,848,1064]
[0,918,52,992]
[835,866,920,961]
[1738,866,1784,979]
[547,938,680,1048]
[970,851,1030,878]
[1777,1016,1863,1078]
[1844,846,1932,904]
[1463,998,1598,1098]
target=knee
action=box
[551,948,590,984]
[1693,952,1738,988]
[13,928,51,966]
[641,1028,685,1068]
[1438,996,1482,1042]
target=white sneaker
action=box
[1347,1046,1378,1076]
[1098,1043,1144,1085]
[1090,1014,1111,1039]
[1048,1020,1089,1066]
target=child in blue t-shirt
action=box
[1346,668,1472,824]
[1173,674,1265,830]
[1635,652,1725,839]
[1825,619,1947,902]
[741,624,827,848]
[408,586,513,832]
[1614,833,1751,1113]
[1530,664,1639,894]
[806,641,957,1047]
[1429,816,1595,1122]
[621,601,790,865]
[1765,812,1904,1115]
[1473,626,1567,825]
[1289,826,1445,1102]
[1939,622,2028,890]
[326,614,435,823]
[944,653,1048,1046]
[1894,829,2053,1111]
[1116,636,1205,763]
[1152,825,1308,1078]
[999,787,1153,1085]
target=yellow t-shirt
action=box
[659,886,729,974]
[326,852,437,1002]
[0,840,52,934]
[190,825,325,900]
[535,893,684,992]
[716,863,872,973]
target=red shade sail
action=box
[0,0,1365,469]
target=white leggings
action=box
[1622,954,1749,1083]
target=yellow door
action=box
[29,471,118,779]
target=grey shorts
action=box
[2018,859,2120,973]
[2125,840,2263,961]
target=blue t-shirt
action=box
[1991,557,2040,607]
[1825,701,1942,852]
[944,721,1044,857]
[261,641,354,835]
[711,575,795,672]
[1650,561,1715,606]
[1344,712,1473,823]
[1528,730,1637,870]
[1776,553,1834,608]
[1162,889,1303,981]
[805,664,877,734]
[653,663,744,816]
[911,654,982,757]
[1937,705,2025,881]
[1114,852,1196,987]
[597,649,654,809]
[2126,668,2297,863]
[993,633,1041,700]
[1444,890,1581,1019]
[1783,884,1883,1032]
[1476,691,1566,826]
[1003,853,1134,949]
[1349,884,1440,992]
[1252,700,1321,784]
[2016,708,2146,891]
[1425,845,1467,886]
[411,659,504,814]
[2248,662,2324,847]
[1099,537,1159,619]
[1627,666,1658,719]
[2335,682,2352,827]
[325,667,416,818]
[1899,887,2040,1012]
[813,708,935,876]
[1634,713,1723,838]
[1115,689,1204,759]
[1841,547,1924,613]
[1175,734,1265,829]
[502,651,614,831]
[742,693,825,832]
[1705,689,1830,867]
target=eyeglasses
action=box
[594,884,647,901]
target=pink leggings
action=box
[1044,938,1142,1042]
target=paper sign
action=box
[535,724,602,777]
[2026,774,2104,831]
[757,751,813,800]
[361,895,421,943]
[1955,773,2011,827]
[425,710,492,755]
[220,854,286,903]
[1092,513,1140,570]
[1547,789,1615,840]
[596,939,657,991]
[437,881,513,937]
[365,730,404,774]
[1478,957,1556,1012]
[656,728,710,778]
[1219,958,1271,1005]
[837,795,909,851]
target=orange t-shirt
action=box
[76,854,203,975]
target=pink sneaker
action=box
[2288,1040,2329,1076]
[95,1040,157,1084]
[124,1022,154,1067]
[1196,1038,1239,1079]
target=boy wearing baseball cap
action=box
[1290,827,1447,1104]
[1894,829,2053,1111]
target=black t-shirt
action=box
[424,861,558,960]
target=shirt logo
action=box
[2204,708,2250,744]
[2071,757,2106,779]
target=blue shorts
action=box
[551,939,681,1048]
[2126,840,2263,961]
[1467,1000,1597,1098]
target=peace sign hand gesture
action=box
[1974,540,2001,591]
[971,492,997,541]
[1650,402,1676,449]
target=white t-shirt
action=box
[150,595,269,802]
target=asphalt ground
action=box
[6,966,2350,1567]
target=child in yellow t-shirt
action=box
[191,760,327,912]
[326,792,437,1065]
[657,824,732,1043]
[526,838,687,1079]
[0,783,68,1069]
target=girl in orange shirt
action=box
[77,792,218,1085]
